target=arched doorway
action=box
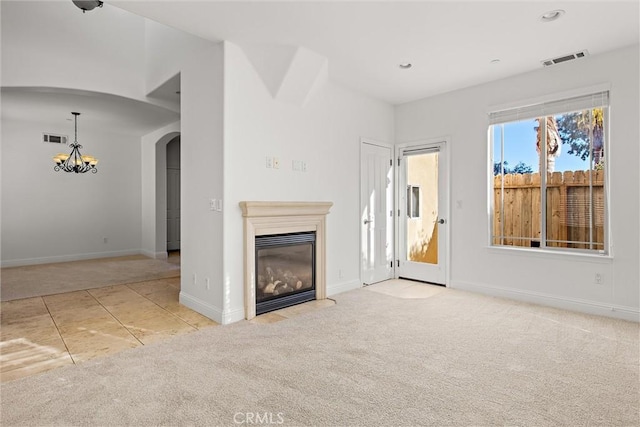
[148,130,180,259]
[166,136,181,252]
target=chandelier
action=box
[53,112,98,174]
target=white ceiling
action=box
[110,0,640,105]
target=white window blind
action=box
[401,146,440,156]
[489,91,609,125]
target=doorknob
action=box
[363,219,372,225]
[438,218,446,224]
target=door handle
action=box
[363,219,372,225]
[437,218,446,224]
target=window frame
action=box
[488,90,611,256]
[406,184,421,219]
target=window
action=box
[489,91,608,253]
[407,185,421,218]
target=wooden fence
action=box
[493,170,605,249]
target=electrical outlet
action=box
[193,273,197,285]
[265,157,272,168]
[103,237,108,244]
[595,273,603,285]
[205,277,210,290]
[338,269,343,279]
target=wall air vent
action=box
[542,50,589,67]
[43,133,68,144]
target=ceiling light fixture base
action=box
[540,9,565,22]
[72,1,103,13]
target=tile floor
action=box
[0,277,217,382]
[1,273,338,382]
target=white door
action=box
[361,141,394,285]
[166,167,181,251]
[397,142,448,285]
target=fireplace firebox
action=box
[255,232,316,315]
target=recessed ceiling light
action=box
[399,63,412,69]
[540,9,565,22]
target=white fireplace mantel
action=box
[240,201,333,320]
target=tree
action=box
[493,161,534,176]
[535,116,562,173]
[556,108,604,166]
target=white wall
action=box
[395,45,639,321]
[1,118,142,266]
[137,17,226,323]
[144,20,214,95]
[1,1,145,100]
[221,42,395,323]
[177,43,225,322]
[139,10,222,266]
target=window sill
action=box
[486,245,613,264]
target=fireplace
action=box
[255,231,316,315]
[240,201,332,320]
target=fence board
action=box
[493,170,604,249]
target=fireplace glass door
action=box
[255,232,316,314]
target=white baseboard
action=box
[140,250,168,259]
[452,280,639,322]
[1,249,143,268]
[327,279,362,297]
[179,291,224,324]
[221,307,245,325]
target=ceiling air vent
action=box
[542,50,589,67]
[43,133,68,144]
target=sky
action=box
[492,116,590,173]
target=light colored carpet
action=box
[1,285,638,426]
[0,255,180,301]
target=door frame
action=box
[360,137,395,284]
[394,137,451,287]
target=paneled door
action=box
[361,141,394,285]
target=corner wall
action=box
[138,20,226,322]
[176,43,225,322]
[221,42,394,323]
[395,45,640,321]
